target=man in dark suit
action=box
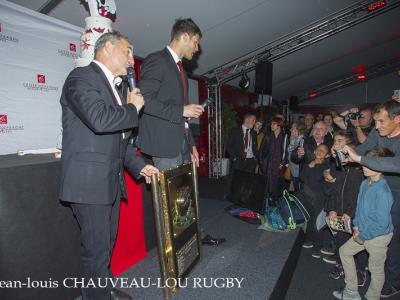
[138,18,204,171]
[139,18,225,246]
[227,113,258,173]
[59,32,159,300]
[224,113,258,200]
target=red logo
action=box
[69,43,76,52]
[0,115,8,124]
[37,74,46,84]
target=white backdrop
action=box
[0,1,82,155]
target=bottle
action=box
[335,149,345,170]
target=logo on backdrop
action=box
[22,74,59,92]
[0,21,19,44]
[0,114,8,124]
[0,115,24,135]
[58,42,79,59]
[69,43,77,52]
[37,74,46,84]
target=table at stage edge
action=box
[0,153,147,300]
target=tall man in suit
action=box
[138,18,204,171]
[59,32,159,300]
[139,18,225,246]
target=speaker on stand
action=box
[289,96,298,111]
[254,61,273,95]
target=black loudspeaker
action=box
[255,61,273,95]
[289,96,298,110]
[228,170,267,214]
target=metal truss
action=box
[298,57,400,101]
[207,84,223,178]
[205,0,400,84]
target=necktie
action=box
[243,129,249,158]
[177,61,188,102]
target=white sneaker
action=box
[332,287,361,300]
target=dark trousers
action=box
[70,197,121,300]
[385,193,400,288]
[297,185,325,249]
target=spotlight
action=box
[239,71,250,90]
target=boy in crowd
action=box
[333,148,394,300]
[298,143,330,257]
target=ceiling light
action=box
[239,71,250,90]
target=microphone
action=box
[201,98,213,109]
[186,99,213,121]
[127,66,136,92]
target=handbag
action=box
[277,190,310,229]
[280,165,291,181]
[264,206,288,231]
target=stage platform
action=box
[122,198,304,300]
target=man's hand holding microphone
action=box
[126,65,144,112]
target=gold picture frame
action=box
[150,162,202,299]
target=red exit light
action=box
[368,0,386,11]
[308,92,318,98]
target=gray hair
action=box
[94,31,131,59]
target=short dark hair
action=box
[334,130,356,145]
[293,122,306,135]
[94,31,130,59]
[171,18,202,41]
[316,143,329,153]
[365,147,395,158]
[271,117,284,127]
[374,100,400,119]
[243,113,256,122]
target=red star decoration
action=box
[93,27,105,33]
[81,38,90,50]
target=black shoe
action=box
[201,234,226,246]
[381,284,400,298]
[111,288,133,300]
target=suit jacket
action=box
[290,135,333,165]
[227,126,258,162]
[59,62,145,205]
[138,48,194,158]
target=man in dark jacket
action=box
[227,113,258,173]
[291,121,333,166]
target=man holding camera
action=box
[333,106,374,144]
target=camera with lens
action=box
[347,112,361,120]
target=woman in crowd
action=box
[287,121,306,191]
[259,117,289,199]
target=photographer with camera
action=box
[333,106,374,144]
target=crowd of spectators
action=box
[226,95,400,299]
